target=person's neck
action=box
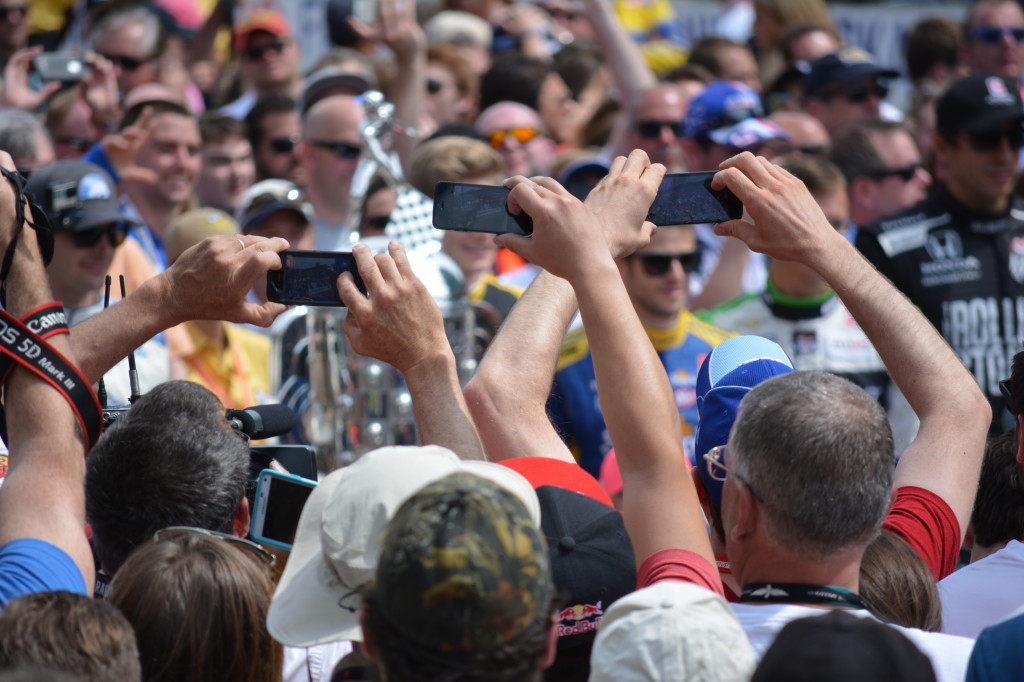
[970,541,1009,564]
[134,198,183,239]
[310,190,352,227]
[734,543,864,598]
[637,309,682,331]
[55,286,102,312]
[947,181,1011,215]
[256,76,301,100]
[769,261,831,299]
[193,319,227,352]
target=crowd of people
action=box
[1,0,1024,680]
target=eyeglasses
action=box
[820,82,889,103]
[864,162,922,183]
[634,251,702,276]
[967,128,1024,152]
[98,51,152,72]
[269,136,299,154]
[361,215,391,232]
[426,78,444,94]
[53,136,98,153]
[702,445,765,502]
[0,6,26,21]
[71,222,128,249]
[153,526,277,569]
[1000,377,1019,416]
[307,139,362,160]
[636,119,684,139]
[487,127,540,149]
[243,39,288,61]
[971,25,1024,45]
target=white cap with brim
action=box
[266,445,541,647]
[707,117,788,151]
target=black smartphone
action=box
[432,182,533,235]
[266,250,367,307]
[32,53,91,83]
[646,171,743,226]
[250,469,317,551]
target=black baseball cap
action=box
[25,160,133,232]
[937,73,1024,135]
[802,47,899,100]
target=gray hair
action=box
[0,108,49,163]
[729,371,895,560]
[90,6,163,57]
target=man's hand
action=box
[102,106,159,185]
[338,241,450,374]
[158,235,289,326]
[712,152,844,266]
[584,149,664,258]
[350,0,426,61]
[79,52,119,127]
[0,47,61,111]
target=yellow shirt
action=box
[183,322,272,410]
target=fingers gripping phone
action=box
[251,469,317,551]
[266,250,368,307]
[432,182,534,236]
[645,171,744,226]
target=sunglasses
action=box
[308,139,362,160]
[153,526,277,569]
[54,136,98,152]
[426,78,444,94]
[362,215,391,232]
[98,51,151,72]
[243,39,287,61]
[0,6,26,21]
[269,136,299,154]
[967,128,1024,152]
[634,251,702,276]
[487,127,540,149]
[1000,378,1019,416]
[971,25,1024,45]
[821,82,889,103]
[702,445,765,502]
[864,162,922,183]
[72,222,128,249]
[636,119,684,140]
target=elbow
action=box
[463,371,500,428]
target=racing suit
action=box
[547,310,734,477]
[700,280,917,450]
[854,185,1024,435]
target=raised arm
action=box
[713,153,990,537]
[69,235,288,384]
[338,241,485,460]
[496,151,716,568]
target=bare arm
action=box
[70,235,289,383]
[714,153,990,538]
[374,0,427,170]
[0,158,92,586]
[496,151,716,568]
[339,242,485,460]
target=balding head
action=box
[302,94,364,140]
[763,111,831,158]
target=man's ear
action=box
[541,612,560,669]
[233,496,251,538]
[727,480,759,547]
[360,609,379,661]
[850,176,876,215]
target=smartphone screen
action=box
[266,250,367,307]
[432,182,533,235]
[251,470,317,550]
[646,171,744,226]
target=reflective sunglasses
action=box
[243,39,288,61]
[634,251,702,276]
[636,119,684,139]
[308,139,362,159]
[153,526,277,569]
[269,136,299,154]
[72,222,128,249]
[426,78,444,94]
[864,162,922,183]
[971,25,1024,45]
[967,128,1024,152]
[487,127,540,149]
[98,51,151,72]
[1000,377,1019,416]
[821,82,889,103]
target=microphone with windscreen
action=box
[226,404,297,439]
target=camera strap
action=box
[739,582,865,609]
[0,167,54,295]
[0,302,102,450]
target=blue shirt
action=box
[0,538,86,607]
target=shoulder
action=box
[682,310,738,346]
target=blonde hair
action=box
[407,136,504,198]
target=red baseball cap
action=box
[234,11,291,51]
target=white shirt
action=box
[939,540,1024,639]
[731,603,974,682]
[283,641,353,682]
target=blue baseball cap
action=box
[694,336,794,507]
[683,81,787,150]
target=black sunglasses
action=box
[72,222,128,249]
[308,139,361,160]
[243,40,287,61]
[634,251,702,276]
[1000,378,1019,416]
[362,215,391,232]
[269,136,299,154]
[865,162,922,183]
[98,51,151,72]
[972,25,1024,45]
[821,82,889,103]
[0,6,26,21]
[54,136,98,152]
[636,119,683,140]
[426,78,444,94]
[967,128,1024,152]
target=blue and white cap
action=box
[25,160,132,232]
[694,335,794,507]
[683,81,788,150]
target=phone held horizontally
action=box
[645,171,744,226]
[266,250,368,307]
[432,181,534,236]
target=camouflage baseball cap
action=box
[373,472,553,655]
